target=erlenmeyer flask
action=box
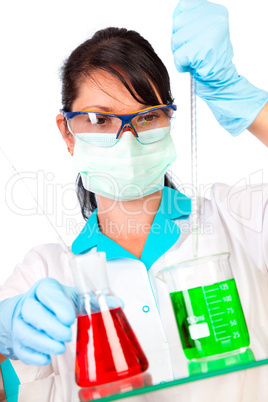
[69,252,149,388]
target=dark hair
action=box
[61,27,178,220]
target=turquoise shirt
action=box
[0,359,20,402]
[72,186,191,270]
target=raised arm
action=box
[171,0,268,146]
[248,103,268,146]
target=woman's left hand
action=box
[171,0,268,140]
[172,0,232,80]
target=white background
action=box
[0,0,267,283]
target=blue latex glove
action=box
[0,279,124,366]
[0,278,76,366]
[171,0,268,135]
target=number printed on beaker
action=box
[230,319,237,326]
[170,279,250,360]
[233,331,241,339]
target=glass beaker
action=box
[69,251,149,388]
[158,253,250,360]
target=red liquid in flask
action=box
[75,307,149,387]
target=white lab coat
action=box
[1,183,268,402]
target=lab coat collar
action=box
[71,186,191,270]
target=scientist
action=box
[0,0,268,400]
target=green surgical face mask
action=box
[72,127,177,201]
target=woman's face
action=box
[56,70,161,154]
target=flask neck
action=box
[70,251,109,294]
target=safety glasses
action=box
[60,104,177,147]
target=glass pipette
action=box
[190,75,198,257]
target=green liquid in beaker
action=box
[170,279,250,360]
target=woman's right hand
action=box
[0,278,76,365]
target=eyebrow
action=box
[80,105,114,112]
[79,104,151,112]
